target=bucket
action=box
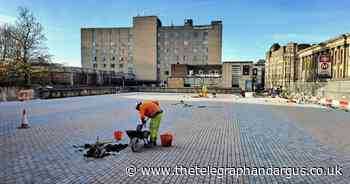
[160,133,173,147]
[114,131,123,141]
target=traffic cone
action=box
[18,109,30,129]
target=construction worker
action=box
[136,100,163,146]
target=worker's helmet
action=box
[135,102,142,110]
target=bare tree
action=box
[9,7,50,85]
[0,24,14,62]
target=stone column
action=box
[70,72,74,86]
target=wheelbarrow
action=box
[126,123,150,152]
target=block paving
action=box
[1,94,350,183]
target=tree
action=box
[0,24,15,62]
[9,7,50,85]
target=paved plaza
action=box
[1,93,350,183]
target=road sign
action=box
[318,54,332,78]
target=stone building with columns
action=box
[266,33,350,100]
[298,33,350,82]
[265,43,310,89]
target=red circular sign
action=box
[321,62,328,70]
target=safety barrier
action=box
[339,100,349,111]
[319,98,349,111]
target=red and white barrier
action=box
[318,97,349,111]
[339,100,349,111]
[319,98,333,107]
[332,100,340,109]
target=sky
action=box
[0,0,349,67]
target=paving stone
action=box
[0,94,349,183]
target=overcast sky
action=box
[0,0,349,66]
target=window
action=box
[203,32,208,38]
[243,65,250,75]
[112,56,115,61]
[253,68,258,75]
[93,64,97,68]
[111,64,115,68]
[164,71,169,75]
[128,67,133,73]
[119,63,123,68]
[214,70,219,75]
[94,56,97,61]
[103,64,106,68]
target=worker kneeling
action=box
[136,100,163,147]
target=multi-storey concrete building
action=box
[157,19,222,82]
[265,43,310,89]
[81,16,222,84]
[81,27,135,78]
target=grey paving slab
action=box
[0,94,349,183]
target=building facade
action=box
[81,27,134,77]
[252,59,265,90]
[81,16,222,83]
[168,60,265,91]
[298,33,350,82]
[168,64,223,88]
[265,43,310,89]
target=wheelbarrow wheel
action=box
[130,138,143,152]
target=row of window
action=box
[160,47,208,53]
[93,56,130,62]
[160,40,208,46]
[160,55,208,62]
[92,47,132,58]
[93,63,124,69]
[159,31,208,39]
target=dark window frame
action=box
[243,65,250,75]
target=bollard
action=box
[18,109,30,129]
